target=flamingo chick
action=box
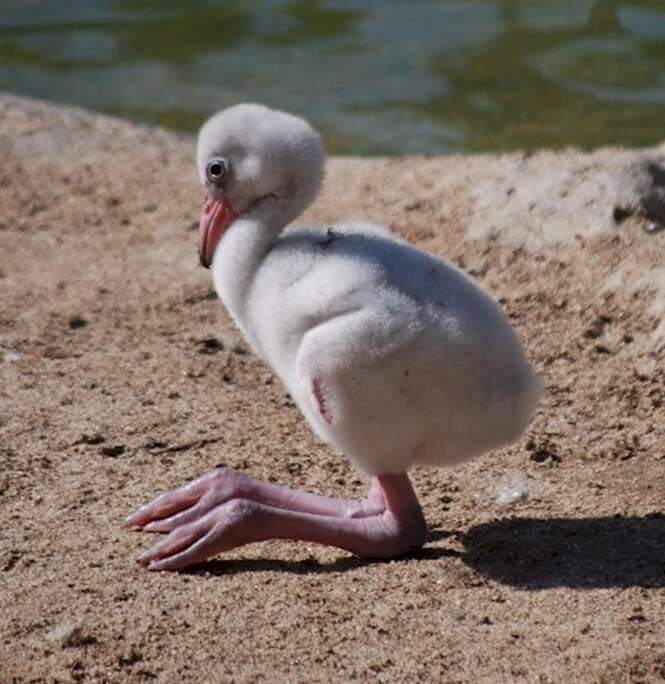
[123,104,542,571]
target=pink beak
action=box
[198,194,237,268]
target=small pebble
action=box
[100,444,125,458]
[198,337,224,354]
[2,351,21,363]
[47,622,95,648]
[69,316,87,329]
[496,473,531,506]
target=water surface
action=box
[1,0,664,154]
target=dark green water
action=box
[1,1,664,154]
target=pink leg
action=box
[123,468,427,571]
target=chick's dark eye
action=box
[207,158,227,181]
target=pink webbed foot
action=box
[123,468,427,571]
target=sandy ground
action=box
[1,94,664,683]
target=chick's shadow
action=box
[459,513,665,589]
[183,516,665,588]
